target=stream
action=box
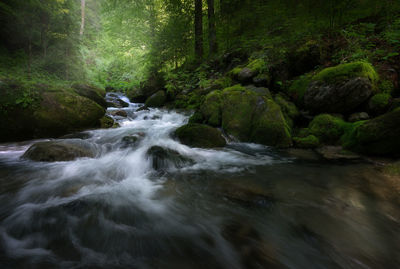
[0,93,399,269]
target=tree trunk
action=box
[80,0,86,37]
[207,0,217,56]
[194,0,203,61]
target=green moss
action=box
[383,161,400,177]
[251,98,292,148]
[246,58,267,73]
[288,74,313,105]
[293,135,319,149]
[369,93,391,111]
[309,114,351,144]
[100,115,118,128]
[230,67,242,76]
[312,62,379,86]
[274,94,299,128]
[221,85,257,140]
[188,111,204,124]
[145,90,166,107]
[212,76,232,89]
[201,90,222,127]
[175,123,226,148]
[378,80,394,94]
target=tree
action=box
[194,0,203,61]
[207,0,217,56]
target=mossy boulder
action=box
[293,135,319,149]
[99,115,118,128]
[175,123,226,148]
[145,90,166,108]
[308,114,351,144]
[368,93,391,115]
[22,139,97,162]
[342,108,400,156]
[72,84,107,108]
[304,62,379,113]
[201,90,222,126]
[231,59,269,84]
[220,85,292,147]
[274,94,299,128]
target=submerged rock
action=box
[175,123,226,148]
[316,146,361,161]
[22,139,97,162]
[106,98,129,108]
[109,109,128,117]
[99,115,119,128]
[146,146,194,171]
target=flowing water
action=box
[0,93,399,269]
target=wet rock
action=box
[217,183,275,208]
[316,146,361,160]
[99,115,119,128]
[136,106,150,112]
[106,98,129,108]
[145,90,166,108]
[146,146,194,171]
[348,112,369,122]
[120,134,143,148]
[175,123,226,148]
[60,132,92,140]
[22,139,97,162]
[109,109,128,117]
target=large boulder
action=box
[231,59,270,85]
[343,108,400,156]
[304,62,378,114]
[72,84,107,108]
[0,79,105,142]
[145,90,166,108]
[220,85,292,147]
[175,123,226,148]
[201,90,222,127]
[308,114,350,144]
[22,139,97,162]
[146,146,194,171]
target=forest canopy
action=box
[0,0,399,91]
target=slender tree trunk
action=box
[207,0,217,57]
[80,0,86,37]
[194,0,203,61]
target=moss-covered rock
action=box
[231,58,269,84]
[293,135,319,149]
[201,90,222,126]
[146,146,194,171]
[99,115,119,128]
[175,123,226,148]
[368,93,391,115]
[145,90,166,107]
[0,80,106,142]
[342,108,400,156]
[312,61,378,85]
[188,111,204,124]
[274,94,299,128]
[72,84,107,108]
[251,98,292,147]
[288,74,313,106]
[304,62,379,113]
[308,114,351,144]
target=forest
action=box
[1,0,400,268]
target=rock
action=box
[274,93,299,128]
[348,112,369,122]
[201,90,222,127]
[237,67,255,83]
[316,146,361,160]
[0,80,106,142]
[367,93,391,115]
[120,135,142,148]
[188,112,204,124]
[106,98,129,108]
[146,146,194,171]
[22,139,97,162]
[304,62,378,113]
[136,106,149,112]
[60,132,92,140]
[72,84,107,108]
[293,135,319,149]
[99,115,118,128]
[308,114,350,144]
[245,85,271,97]
[220,85,292,147]
[145,90,166,108]
[127,88,147,103]
[288,41,321,77]
[252,74,270,87]
[109,110,128,117]
[175,123,226,148]
[343,108,400,156]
